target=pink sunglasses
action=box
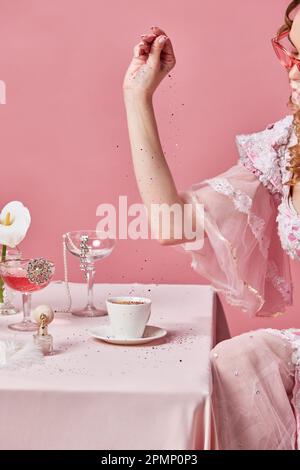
[272,30,300,71]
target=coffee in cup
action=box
[106,296,151,339]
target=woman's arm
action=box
[123,27,199,245]
[124,92,198,245]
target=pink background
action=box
[0,0,298,336]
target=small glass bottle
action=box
[33,313,53,355]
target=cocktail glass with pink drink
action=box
[0,258,55,331]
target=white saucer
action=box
[89,325,167,345]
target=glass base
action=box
[8,320,38,332]
[0,303,20,316]
[72,305,107,317]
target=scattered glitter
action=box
[213,353,218,358]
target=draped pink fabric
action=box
[174,162,293,317]
[210,328,300,450]
[170,115,300,449]
[172,114,298,318]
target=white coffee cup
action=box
[106,296,151,339]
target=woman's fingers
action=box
[139,41,150,52]
[134,27,172,60]
[137,41,150,56]
[133,41,150,58]
[150,26,167,35]
[161,36,175,57]
[141,33,157,43]
[140,26,166,43]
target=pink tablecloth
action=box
[0,282,220,450]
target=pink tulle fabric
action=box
[172,114,298,317]
[175,162,293,317]
[210,328,300,450]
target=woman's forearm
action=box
[123,92,190,243]
[124,93,181,206]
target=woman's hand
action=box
[123,26,176,99]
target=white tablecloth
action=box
[0,282,223,450]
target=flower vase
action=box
[0,247,21,316]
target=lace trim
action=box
[266,260,293,305]
[263,328,300,363]
[237,158,280,196]
[206,178,252,213]
[235,114,294,196]
[206,177,268,258]
[276,196,300,262]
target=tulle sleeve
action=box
[171,161,293,317]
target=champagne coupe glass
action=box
[0,258,55,331]
[64,230,115,317]
[0,246,22,316]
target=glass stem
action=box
[0,244,6,303]
[1,244,7,261]
[22,293,31,323]
[86,266,95,309]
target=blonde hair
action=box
[278,1,300,187]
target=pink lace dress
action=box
[175,113,298,318]
[172,113,300,449]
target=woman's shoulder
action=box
[255,113,293,133]
[235,114,295,196]
[235,114,294,154]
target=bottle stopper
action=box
[32,305,54,356]
[32,304,54,324]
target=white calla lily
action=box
[0,201,31,248]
